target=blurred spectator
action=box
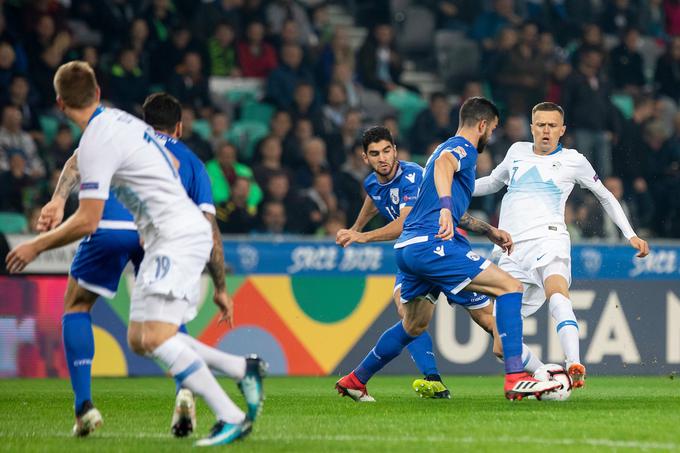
[237,20,278,78]
[256,200,288,234]
[1,75,41,140]
[298,171,342,234]
[450,80,484,130]
[0,149,30,213]
[356,23,405,95]
[208,112,231,150]
[639,0,666,39]
[206,141,263,208]
[317,211,347,237]
[570,23,606,69]
[316,27,355,87]
[330,63,362,110]
[252,135,292,188]
[126,18,151,73]
[487,114,530,163]
[471,0,524,50]
[265,44,314,110]
[410,92,454,154]
[424,0,482,32]
[602,176,634,241]
[143,0,178,48]
[262,171,303,231]
[180,105,213,162]
[289,81,323,133]
[168,51,213,117]
[562,48,618,177]
[613,95,655,185]
[494,21,547,114]
[546,61,573,104]
[24,15,71,106]
[335,141,370,221]
[242,0,267,27]
[295,137,330,188]
[215,176,257,234]
[282,117,314,169]
[654,36,680,104]
[325,109,362,170]
[382,115,404,148]
[272,19,309,56]
[107,48,149,115]
[267,0,314,46]
[599,0,639,35]
[47,124,74,171]
[482,26,518,83]
[0,41,19,94]
[192,0,244,42]
[0,105,45,179]
[310,3,334,50]
[643,120,679,236]
[150,23,196,86]
[609,27,646,94]
[321,82,349,135]
[666,0,680,36]
[207,22,240,77]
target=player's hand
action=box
[436,209,454,240]
[336,229,366,247]
[213,289,234,327]
[487,227,514,254]
[37,199,65,232]
[629,236,650,258]
[6,241,40,273]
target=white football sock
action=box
[549,293,580,365]
[521,343,544,373]
[178,333,246,380]
[153,335,245,424]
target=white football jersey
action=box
[474,142,613,243]
[77,107,210,244]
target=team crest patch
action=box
[552,161,562,170]
[80,182,99,190]
[452,146,467,159]
[390,188,399,204]
[466,251,481,261]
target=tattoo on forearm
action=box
[459,212,492,235]
[55,156,80,199]
[206,215,227,291]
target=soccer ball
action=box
[533,364,572,401]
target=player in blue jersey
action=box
[335,126,540,401]
[337,98,561,400]
[35,93,265,438]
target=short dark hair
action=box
[459,96,500,127]
[142,92,182,132]
[361,126,394,152]
[532,101,564,118]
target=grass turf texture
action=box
[1,376,678,452]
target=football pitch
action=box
[1,376,679,452]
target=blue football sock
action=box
[174,324,189,394]
[406,331,439,377]
[495,292,524,374]
[354,321,415,384]
[62,312,95,415]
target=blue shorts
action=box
[394,233,490,308]
[394,271,490,310]
[70,228,144,298]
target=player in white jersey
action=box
[6,62,252,446]
[473,102,650,387]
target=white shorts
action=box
[130,232,212,325]
[498,236,572,318]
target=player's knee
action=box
[127,336,145,355]
[403,317,427,337]
[498,276,523,296]
[493,343,504,359]
[63,291,96,314]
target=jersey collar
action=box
[87,105,105,125]
[547,143,563,155]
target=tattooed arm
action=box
[204,212,235,326]
[459,212,514,254]
[37,152,81,231]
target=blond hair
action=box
[53,61,98,109]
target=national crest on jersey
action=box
[398,136,479,243]
[363,161,423,222]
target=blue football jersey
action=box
[155,132,215,214]
[364,161,423,221]
[101,193,135,223]
[398,136,478,242]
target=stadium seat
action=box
[394,4,435,56]
[385,89,427,133]
[39,115,59,146]
[611,93,634,120]
[192,119,212,140]
[227,120,269,161]
[0,212,28,233]
[435,30,480,89]
[241,101,275,126]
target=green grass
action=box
[1,376,679,452]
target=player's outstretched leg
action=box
[171,388,196,438]
[336,318,420,402]
[467,264,561,400]
[409,330,450,399]
[546,277,586,388]
[146,325,250,447]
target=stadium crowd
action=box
[0,0,679,240]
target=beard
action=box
[477,135,489,153]
[375,159,397,177]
